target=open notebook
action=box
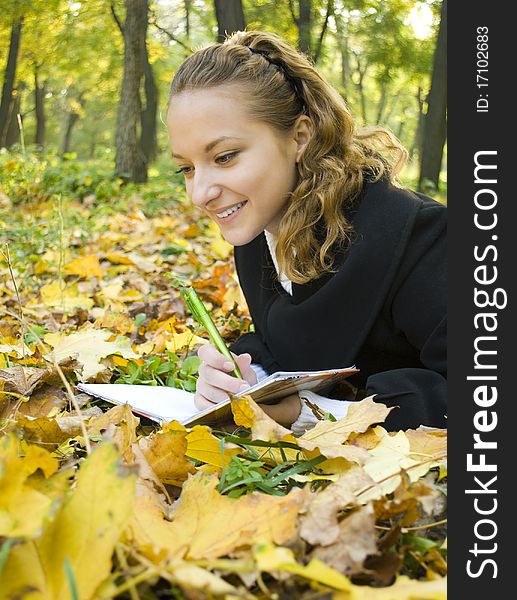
[77,365,358,427]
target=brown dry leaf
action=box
[310,504,377,575]
[0,443,136,599]
[17,385,69,418]
[0,365,57,398]
[300,465,375,545]
[139,421,196,485]
[88,403,139,462]
[128,472,305,561]
[185,425,240,469]
[374,475,444,526]
[43,328,139,380]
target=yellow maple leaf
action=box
[0,443,136,599]
[43,328,139,380]
[185,425,240,469]
[139,421,196,485]
[0,435,59,538]
[64,255,104,278]
[128,473,305,561]
[40,280,94,310]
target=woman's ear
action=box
[293,115,314,163]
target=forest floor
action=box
[0,152,447,599]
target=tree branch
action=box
[288,0,298,26]
[314,0,333,64]
[110,2,124,35]
[150,19,192,52]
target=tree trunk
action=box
[0,17,23,148]
[418,0,447,192]
[4,87,21,148]
[184,0,191,38]
[34,66,46,148]
[61,112,79,156]
[115,0,148,183]
[375,80,388,124]
[61,92,84,156]
[297,0,312,56]
[214,0,245,42]
[409,87,426,160]
[351,52,368,125]
[333,9,350,94]
[140,40,158,163]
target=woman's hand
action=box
[195,344,258,410]
[260,393,302,428]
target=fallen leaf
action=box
[254,545,353,592]
[185,425,240,469]
[360,429,436,503]
[310,504,377,574]
[128,473,305,560]
[64,255,104,278]
[139,421,196,485]
[333,574,447,599]
[0,443,136,599]
[300,466,375,545]
[296,397,391,462]
[43,328,139,380]
[88,404,139,462]
[231,395,293,442]
[40,280,95,310]
[0,435,59,538]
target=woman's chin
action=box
[220,229,262,247]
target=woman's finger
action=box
[198,344,236,372]
[196,377,231,404]
[198,362,249,395]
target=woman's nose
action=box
[189,172,222,208]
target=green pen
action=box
[179,285,243,380]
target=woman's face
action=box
[167,86,307,245]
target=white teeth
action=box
[217,202,244,218]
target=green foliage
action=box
[216,435,327,498]
[113,351,201,392]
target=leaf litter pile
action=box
[0,175,447,599]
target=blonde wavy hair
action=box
[168,30,408,284]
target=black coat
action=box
[230,178,447,430]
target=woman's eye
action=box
[176,166,193,176]
[216,152,237,164]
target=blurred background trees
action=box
[0,0,447,192]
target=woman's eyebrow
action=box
[172,136,244,160]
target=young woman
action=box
[167,30,446,433]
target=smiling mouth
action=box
[216,201,246,219]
